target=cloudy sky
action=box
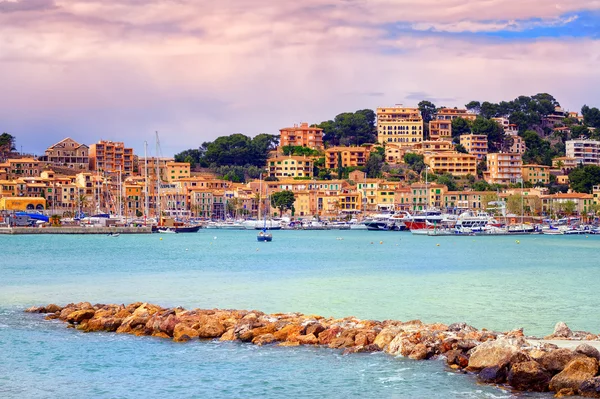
[1,0,599,156]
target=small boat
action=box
[257,229,272,242]
[158,228,177,234]
[107,233,120,237]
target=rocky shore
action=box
[27,302,600,397]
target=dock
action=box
[0,226,153,235]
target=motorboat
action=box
[257,230,272,242]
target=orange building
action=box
[325,146,371,169]
[279,123,323,149]
[435,108,477,121]
[429,120,452,140]
[485,153,523,185]
[89,140,134,175]
[424,152,477,177]
[459,134,488,160]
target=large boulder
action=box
[446,349,469,368]
[173,324,199,342]
[386,335,415,357]
[274,325,304,342]
[579,376,600,398]
[551,322,573,339]
[196,315,226,338]
[549,357,599,393]
[507,361,551,392]
[66,309,95,324]
[478,366,508,384]
[467,339,519,371]
[539,348,582,374]
[373,327,400,350]
[576,344,600,361]
[252,334,276,346]
[408,343,428,360]
[317,327,342,345]
[303,323,325,337]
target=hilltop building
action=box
[279,123,323,149]
[376,106,424,147]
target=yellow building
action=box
[435,108,477,121]
[552,156,578,172]
[165,161,191,182]
[521,164,550,185]
[416,140,454,153]
[325,147,371,169]
[0,197,46,211]
[424,152,477,177]
[267,156,314,179]
[377,106,424,147]
[4,158,45,179]
[594,185,600,205]
[443,191,497,211]
[509,136,526,155]
[384,143,406,164]
[410,183,447,210]
[485,153,523,185]
[429,120,452,140]
[459,134,488,160]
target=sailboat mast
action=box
[258,173,262,221]
[144,141,148,222]
[155,132,161,220]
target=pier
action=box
[0,226,152,235]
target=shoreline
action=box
[0,226,152,234]
[27,302,600,397]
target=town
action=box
[1,95,600,229]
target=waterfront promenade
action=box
[0,226,152,234]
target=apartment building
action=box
[165,161,191,183]
[325,146,371,169]
[410,183,447,210]
[521,164,550,185]
[376,106,424,147]
[509,136,526,155]
[89,140,134,175]
[2,158,45,179]
[416,140,454,153]
[435,108,477,121]
[541,193,594,215]
[279,122,323,149]
[594,185,600,205]
[485,153,523,185]
[267,156,314,179]
[492,117,519,136]
[429,120,452,140]
[384,143,405,164]
[459,134,488,160]
[424,152,477,177]
[43,138,89,170]
[566,139,600,166]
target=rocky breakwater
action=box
[26,302,600,397]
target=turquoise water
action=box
[2,231,599,398]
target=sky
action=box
[1,0,599,156]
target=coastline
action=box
[0,226,152,234]
[27,302,600,397]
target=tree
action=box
[506,194,524,215]
[563,200,577,216]
[174,148,202,165]
[568,165,600,193]
[270,190,295,217]
[318,110,376,146]
[418,100,437,123]
[582,105,600,129]
[471,117,504,152]
[364,153,384,178]
[183,155,196,168]
[0,132,16,159]
[465,101,481,114]
[571,125,590,139]
[436,173,457,191]
[454,143,468,154]
[451,117,472,140]
[403,153,425,174]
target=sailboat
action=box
[257,175,272,242]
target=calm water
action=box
[2,230,599,398]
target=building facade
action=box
[521,164,550,185]
[485,153,523,185]
[267,156,314,179]
[376,106,424,147]
[508,136,526,155]
[459,134,488,160]
[43,138,89,170]
[435,108,477,121]
[424,152,477,177]
[566,139,600,166]
[325,147,371,169]
[89,141,134,175]
[429,120,452,141]
[279,123,323,149]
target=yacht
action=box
[454,211,501,233]
[403,209,455,231]
[363,212,407,231]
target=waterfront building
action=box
[267,156,314,179]
[376,106,424,147]
[0,196,46,211]
[410,183,447,210]
[424,152,477,177]
[89,140,134,175]
[541,192,594,216]
[279,123,323,149]
[394,186,412,212]
[337,189,361,213]
[429,120,452,141]
[459,134,488,160]
[42,138,89,170]
[566,139,600,166]
[165,161,191,183]
[594,186,600,205]
[325,146,371,169]
[485,153,522,185]
[521,164,550,185]
[434,108,477,121]
[443,191,497,211]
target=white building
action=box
[566,139,600,166]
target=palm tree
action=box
[50,214,61,227]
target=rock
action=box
[448,322,477,333]
[408,343,428,360]
[158,314,179,337]
[274,325,304,342]
[373,327,400,350]
[278,341,300,347]
[45,304,62,313]
[343,344,381,355]
[304,323,325,337]
[354,330,376,347]
[219,329,236,342]
[549,357,598,393]
[445,350,469,368]
[507,361,551,392]
[196,315,226,338]
[555,388,576,397]
[84,317,122,332]
[329,329,357,349]
[576,344,600,361]
[467,339,519,371]
[173,324,199,342]
[25,306,45,313]
[296,334,318,345]
[540,349,583,374]
[317,327,342,345]
[386,335,415,357]
[553,322,573,339]
[252,334,276,346]
[66,309,95,324]
[478,366,508,384]
[510,351,532,365]
[579,376,600,398]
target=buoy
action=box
[370,242,374,245]
[436,243,440,247]
[160,238,163,241]
[213,236,217,240]
[185,249,188,251]
[256,248,259,251]
[516,240,520,244]
[379,241,383,245]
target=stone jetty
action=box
[27,302,600,397]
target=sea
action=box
[1,230,599,398]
